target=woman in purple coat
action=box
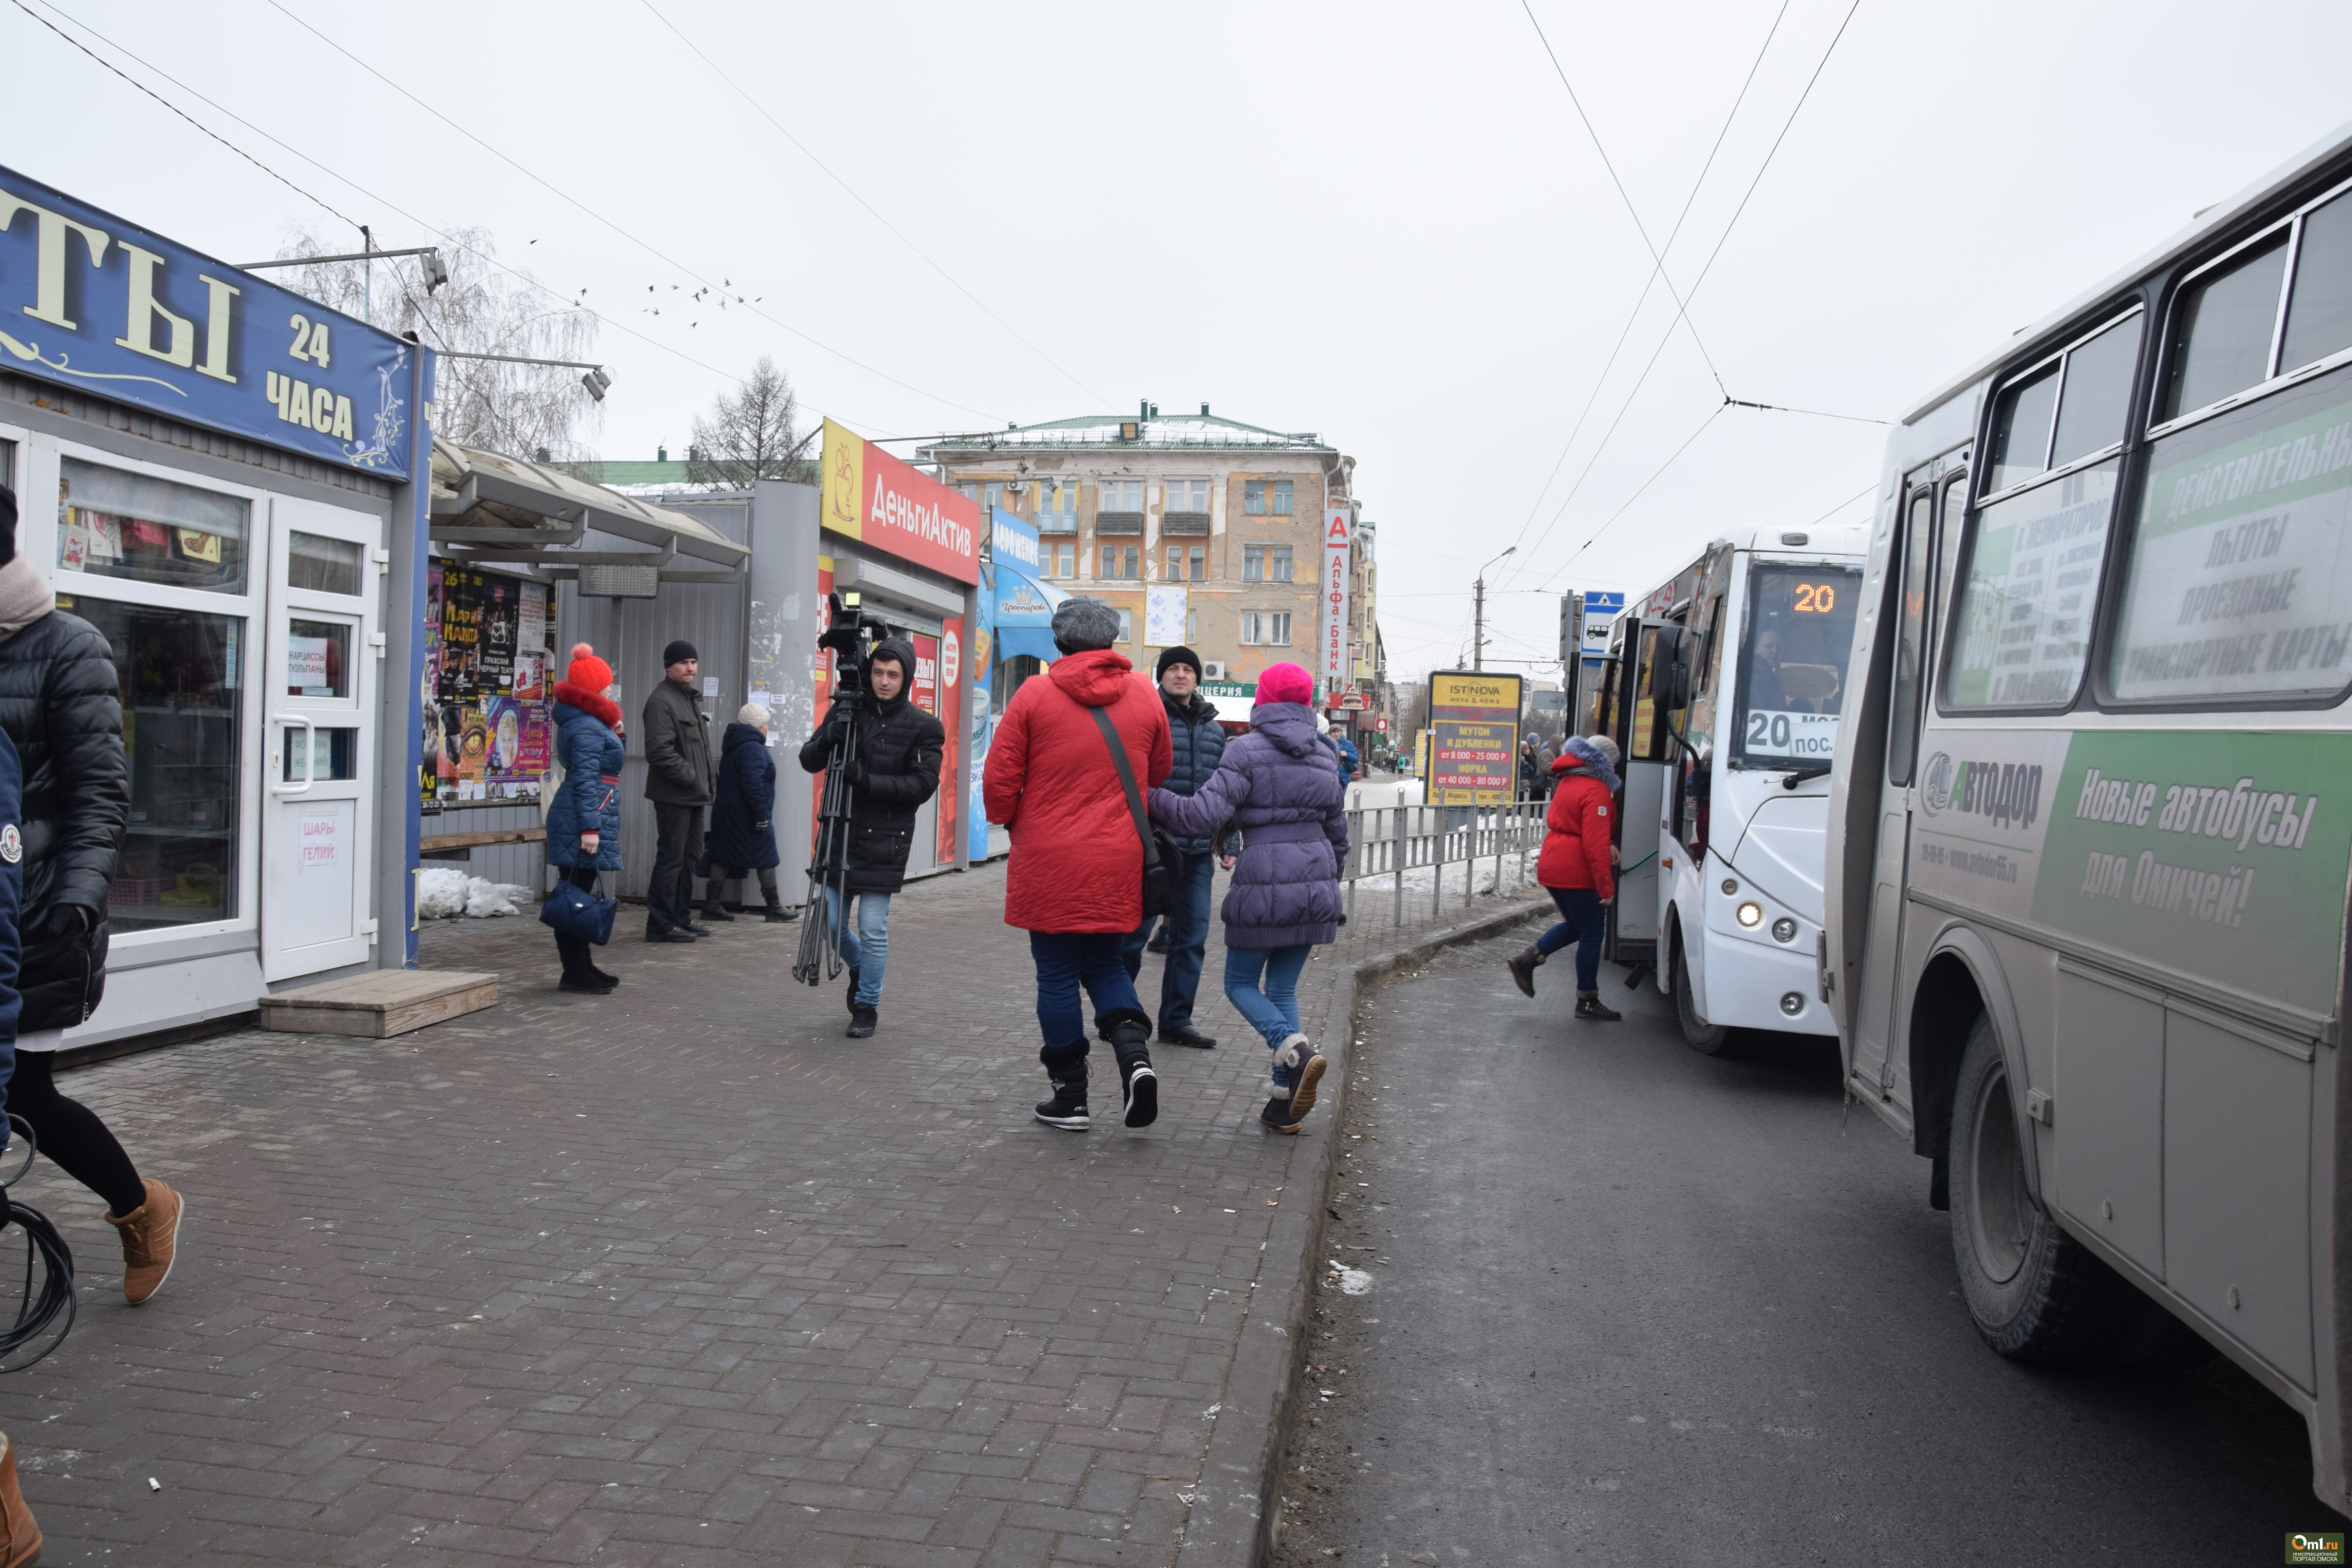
[1150,662,1348,1133]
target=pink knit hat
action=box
[1255,662,1314,707]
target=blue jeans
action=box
[1122,849,1216,1032]
[1537,886,1604,991]
[1225,943,1312,1083]
[1030,931,1145,1066]
[824,887,891,1006]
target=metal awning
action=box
[426,438,748,583]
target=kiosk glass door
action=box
[260,496,381,981]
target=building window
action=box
[1044,542,1074,579]
[60,457,250,593]
[1035,477,1080,532]
[1241,610,1292,646]
[1166,478,1210,512]
[1118,609,1134,644]
[1100,545,1140,579]
[1242,544,1293,582]
[1101,479,1143,513]
[957,480,979,501]
[1244,480,1294,517]
[1165,545,1207,582]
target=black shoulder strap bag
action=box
[1089,706,1182,919]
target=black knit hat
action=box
[0,486,14,568]
[1155,645,1202,681]
[661,639,699,668]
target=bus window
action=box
[1733,564,1861,769]
[2282,189,2352,376]
[1945,458,2120,709]
[2050,313,2145,467]
[1985,365,2058,494]
[2109,359,2352,704]
[2161,230,2290,423]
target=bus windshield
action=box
[1733,564,1860,767]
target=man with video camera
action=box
[798,633,942,1039]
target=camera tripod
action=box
[792,684,868,987]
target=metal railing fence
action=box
[1338,799,1550,933]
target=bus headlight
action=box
[1736,902,1763,927]
[1771,917,1798,944]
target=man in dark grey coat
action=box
[641,639,718,942]
[1120,646,1227,1048]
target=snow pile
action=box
[417,865,537,920]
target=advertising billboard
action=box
[819,417,980,584]
[1426,669,1523,806]
[1319,507,1352,689]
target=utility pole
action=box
[1472,546,1515,670]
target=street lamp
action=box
[1473,546,1516,671]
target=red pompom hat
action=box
[564,643,612,692]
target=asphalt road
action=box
[1271,928,2332,1568]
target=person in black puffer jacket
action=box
[0,485,180,1306]
[798,636,943,1038]
[1119,646,1227,1049]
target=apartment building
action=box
[922,405,1376,726]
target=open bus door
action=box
[1604,615,1681,968]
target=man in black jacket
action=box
[799,636,942,1038]
[1120,646,1225,1049]
[0,485,180,1305]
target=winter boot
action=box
[1144,925,1170,956]
[1267,1033,1326,1130]
[1100,1010,1158,1129]
[1158,1024,1218,1049]
[106,1178,184,1305]
[845,968,862,1014]
[0,1432,41,1568]
[762,889,798,923]
[1034,1047,1090,1131]
[1507,945,1544,998]
[702,885,737,922]
[846,1004,878,1039]
[584,963,620,992]
[1575,990,1623,1022]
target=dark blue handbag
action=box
[540,871,616,946]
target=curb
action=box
[1176,893,1550,1567]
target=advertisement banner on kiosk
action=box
[820,418,980,585]
[1426,669,1522,806]
[0,164,416,477]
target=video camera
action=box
[818,592,900,702]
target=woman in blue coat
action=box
[697,704,795,923]
[545,643,624,994]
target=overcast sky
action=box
[9,0,2352,682]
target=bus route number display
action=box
[1792,581,1837,613]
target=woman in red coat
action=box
[984,599,1172,1132]
[1508,734,1624,1021]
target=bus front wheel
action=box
[1670,924,1732,1056]
[1949,1013,2122,1362]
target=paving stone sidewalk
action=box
[1,859,1534,1566]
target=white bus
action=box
[1823,120,2352,1507]
[1588,525,1866,1049]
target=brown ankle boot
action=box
[105,1179,184,1305]
[1507,945,1544,997]
[1575,990,1623,1022]
[0,1430,44,1567]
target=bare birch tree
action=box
[275,226,602,463]
[687,355,817,486]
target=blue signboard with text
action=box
[0,166,414,477]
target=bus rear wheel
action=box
[1670,923,1732,1055]
[1949,1013,2124,1362]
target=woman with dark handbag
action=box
[545,644,625,994]
[1148,662,1348,1134]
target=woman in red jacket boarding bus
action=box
[1508,734,1623,1022]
